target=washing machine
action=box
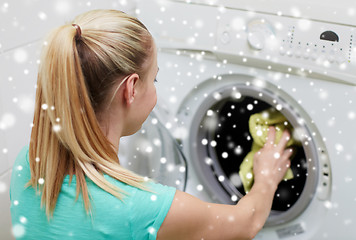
[119,0,356,239]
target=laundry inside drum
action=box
[201,96,308,212]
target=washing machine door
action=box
[118,109,187,191]
[179,74,331,226]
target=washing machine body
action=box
[135,0,356,239]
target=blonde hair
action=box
[28,9,152,220]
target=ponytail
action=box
[28,10,152,220]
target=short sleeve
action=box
[130,181,176,240]
[10,145,30,202]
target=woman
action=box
[10,9,292,240]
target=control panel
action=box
[217,9,356,85]
[279,26,352,65]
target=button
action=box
[220,31,230,44]
[279,46,286,55]
[295,51,302,58]
[295,47,302,58]
[286,49,293,57]
[303,48,310,59]
[336,50,346,64]
[311,50,318,61]
[319,54,326,62]
[247,31,265,50]
[336,55,346,64]
[327,55,335,63]
[328,50,336,63]
[311,53,318,61]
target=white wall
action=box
[0,1,137,239]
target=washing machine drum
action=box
[191,84,319,226]
[206,97,306,209]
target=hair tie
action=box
[72,24,82,40]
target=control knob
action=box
[247,19,276,51]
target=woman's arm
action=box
[157,127,292,240]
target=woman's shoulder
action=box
[124,180,177,240]
[13,145,30,166]
[103,174,176,196]
[101,174,176,197]
[100,174,176,214]
[11,145,30,176]
[10,146,31,200]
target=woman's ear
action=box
[123,73,140,106]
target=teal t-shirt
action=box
[10,146,176,240]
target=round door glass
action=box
[118,111,187,191]
[203,96,307,211]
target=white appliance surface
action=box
[136,0,356,239]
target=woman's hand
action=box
[253,126,293,190]
[157,126,295,240]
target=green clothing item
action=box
[10,146,176,240]
[239,108,300,193]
